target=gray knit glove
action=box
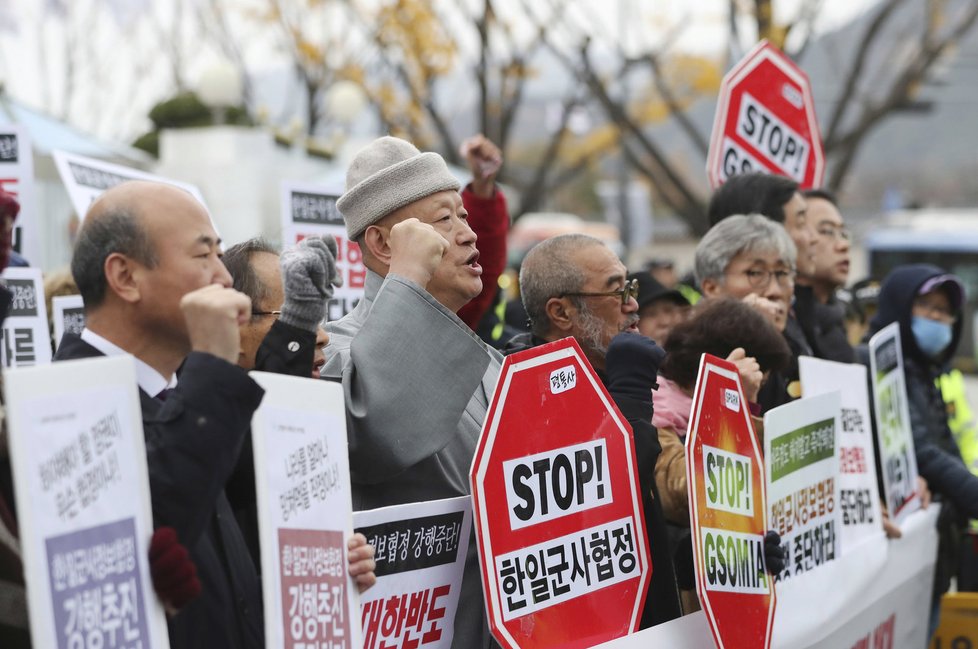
[279,235,343,332]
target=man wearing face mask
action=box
[859,264,978,636]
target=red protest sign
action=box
[470,337,651,649]
[686,354,775,649]
[707,40,824,189]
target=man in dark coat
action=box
[506,233,684,626]
[55,181,266,649]
[859,264,978,637]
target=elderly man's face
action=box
[567,245,639,364]
[237,250,329,377]
[133,187,232,345]
[704,248,794,331]
[402,190,482,312]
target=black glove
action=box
[763,530,785,576]
[279,235,343,332]
[605,332,666,400]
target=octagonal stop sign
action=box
[707,40,824,189]
[686,354,775,649]
[470,337,651,649]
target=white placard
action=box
[2,267,52,367]
[800,357,884,553]
[354,496,472,649]
[280,181,365,320]
[5,355,170,649]
[764,391,843,580]
[595,506,937,649]
[249,371,361,649]
[0,125,41,265]
[52,294,85,350]
[868,323,921,526]
[52,150,210,225]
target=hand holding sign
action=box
[726,348,762,403]
[346,532,377,593]
[388,217,450,289]
[181,285,251,363]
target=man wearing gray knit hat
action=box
[324,136,502,649]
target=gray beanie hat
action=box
[336,136,461,240]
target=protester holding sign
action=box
[694,213,797,412]
[322,136,502,648]
[53,180,268,649]
[857,264,978,638]
[507,232,683,626]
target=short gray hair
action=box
[520,234,605,336]
[694,213,797,285]
[222,237,279,314]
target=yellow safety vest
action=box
[939,369,978,533]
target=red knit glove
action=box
[149,527,202,614]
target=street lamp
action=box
[197,61,243,124]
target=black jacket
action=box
[857,264,978,597]
[226,320,318,567]
[503,332,683,627]
[794,285,855,364]
[54,335,266,649]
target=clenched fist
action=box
[387,218,449,290]
[181,284,251,363]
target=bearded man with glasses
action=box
[506,233,685,627]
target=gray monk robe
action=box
[323,269,501,649]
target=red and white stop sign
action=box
[707,40,824,189]
[470,338,651,649]
[686,354,775,649]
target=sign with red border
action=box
[685,354,775,649]
[471,337,650,648]
[707,40,824,189]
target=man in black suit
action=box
[55,180,268,649]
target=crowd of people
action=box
[0,132,973,648]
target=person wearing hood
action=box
[858,263,978,637]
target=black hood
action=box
[866,263,964,367]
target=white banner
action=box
[0,124,41,265]
[764,391,842,580]
[800,357,884,553]
[52,150,210,226]
[354,496,472,649]
[595,507,938,649]
[250,371,361,649]
[2,267,51,367]
[868,322,921,526]
[280,181,365,320]
[52,294,85,350]
[4,355,170,649]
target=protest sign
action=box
[280,181,365,320]
[354,496,471,649]
[471,337,650,649]
[800,357,884,553]
[2,267,52,367]
[52,294,86,350]
[52,150,210,224]
[706,40,824,189]
[250,371,361,649]
[868,322,921,526]
[686,353,775,649]
[4,355,169,649]
[0,124,41,264]
[764,391,842,580]
[595,507,938,649]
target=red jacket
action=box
[458,184,509,329]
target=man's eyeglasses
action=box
[742,269,795,289]
[561,279,640,306]
[252,310,282,317]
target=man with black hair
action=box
[798,188,854,362]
